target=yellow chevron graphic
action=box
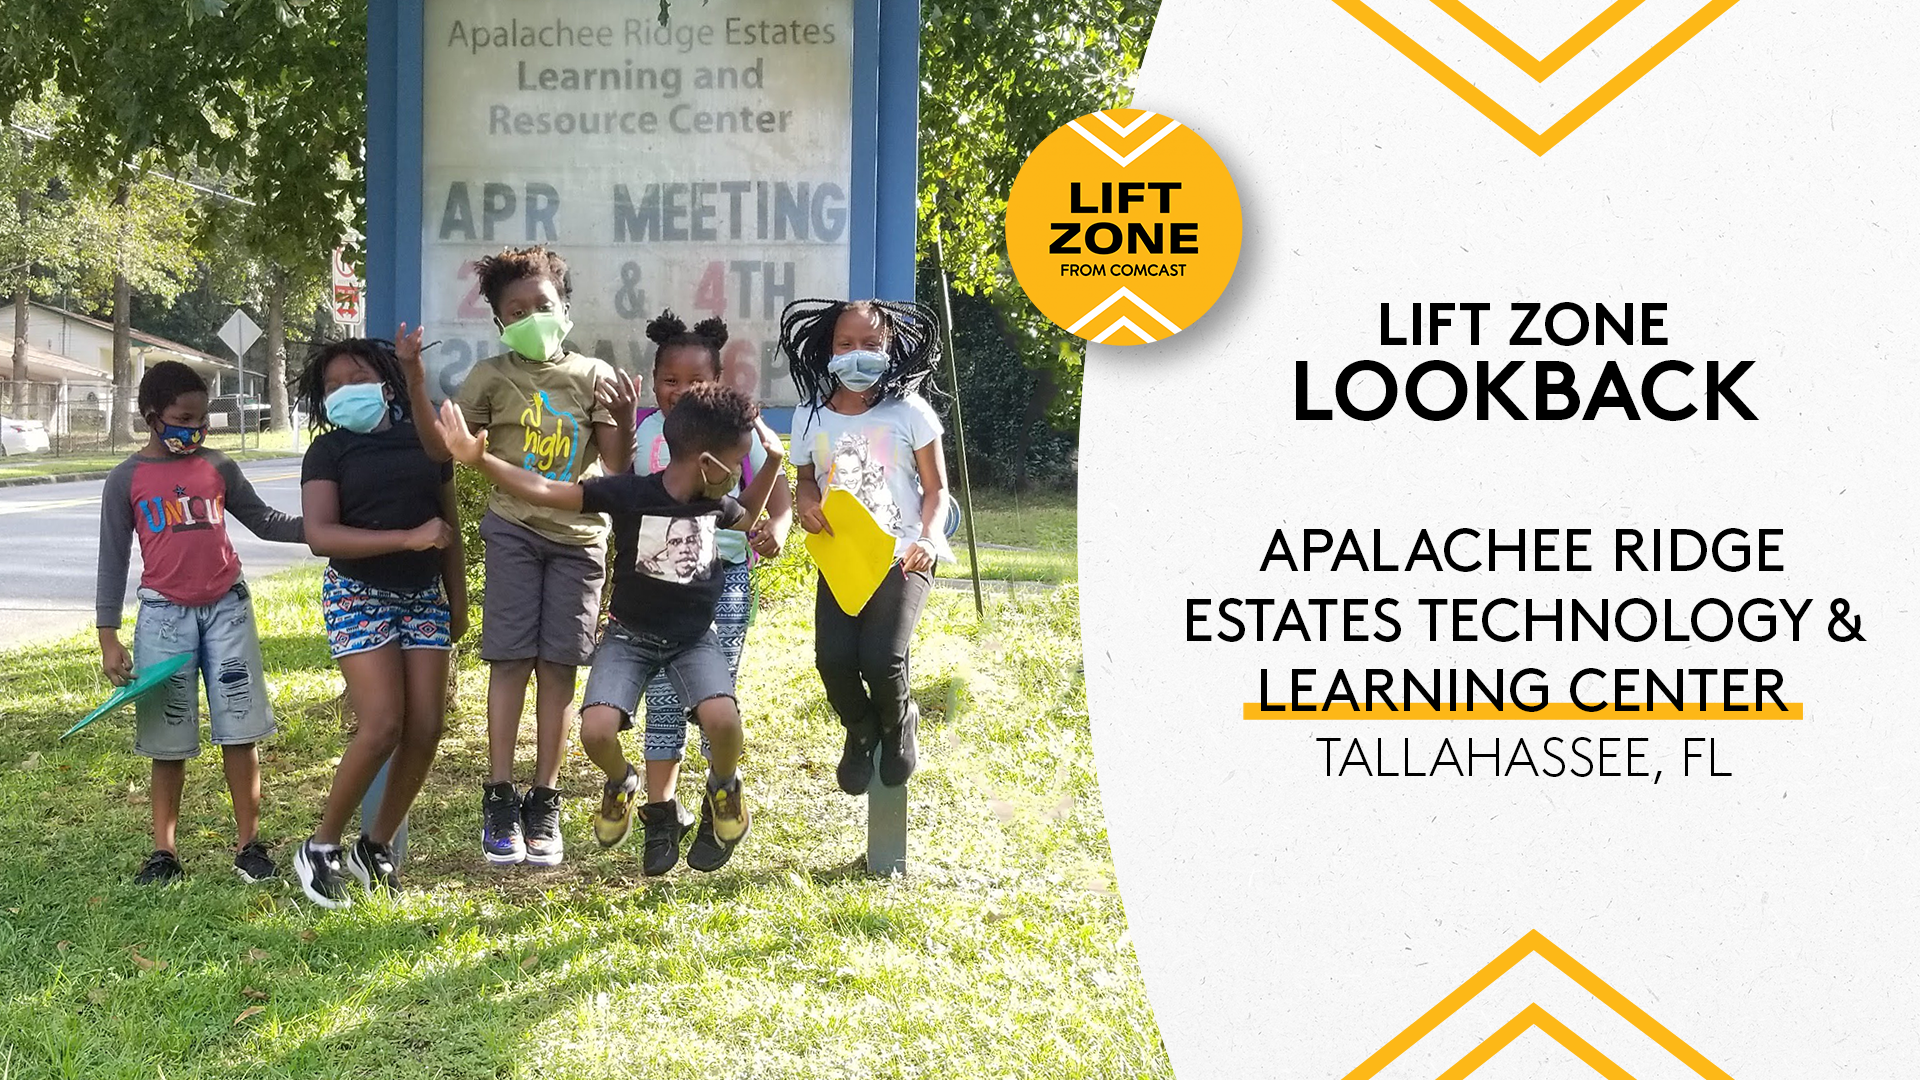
[1331,0,1745,155]
[1342,930,1736,1080]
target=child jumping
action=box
[452,245,637,867]
[781,299,952,796]
[629,310,792,874]
[96,360,305,884]
[434,382,785,872]
[291,330,466,907]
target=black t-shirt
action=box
[581,471,745,643]
[301,419,454,592]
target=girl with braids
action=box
[621,309,793,875]
[291,329,467,907]
[783,298,953,796]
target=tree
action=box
[0,97,85,415]
[920,1,1158,486]
[0,0,365,432]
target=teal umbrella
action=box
[63,653,196,740]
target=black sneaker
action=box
[878,700,920,788]
[134,849,183,885]
[521,785,565,866]
[233,840,276,884]
[641,799,695,876]
[347,835,399,895]
[481,781,525,866]
[686,776,750,872]
[293,840,353,909]
[837,719,880,795]
[594,766,640,849]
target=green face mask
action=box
[499,309,573,362]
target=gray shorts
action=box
[131,583,276,760]
[478,510,606,666]
[581,619,735,746]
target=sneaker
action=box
[836,719,880,796]
[878,700,920,788]
[594,766,640,849]
[347,835,399,895]
[233,840,276,884]
[641,799,695,876]
[686,776,750,872]
[481,781,525,865]
[293,840,353,909]
[134,849,183,885]
[521,785,565,866]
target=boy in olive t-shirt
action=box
[448,245,638,868]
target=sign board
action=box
[331,247,367,330]
[415,0,856,404]
[217,309,262,361]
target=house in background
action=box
[3,301,263,433]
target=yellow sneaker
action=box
[594,765,639,849]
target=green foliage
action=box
[920,1,1161,431]
[454,462,491,602]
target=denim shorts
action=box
[641,561,752,761]
[131,582,276,760]
[581,619,735,735]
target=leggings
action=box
[640,561,753,761]
[814,563,933,734]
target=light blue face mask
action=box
[828,349,890,392]
[325,383,390,433]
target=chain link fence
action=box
[0,379,301,461]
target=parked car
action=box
[208,395,272,433]
[0,417,49,456]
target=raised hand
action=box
[434,400,487,465]
[595,370,640,426]
[396,323,427,378]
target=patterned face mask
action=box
[157,421,207,455]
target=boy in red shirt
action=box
[96,362,305,885]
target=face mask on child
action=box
[827,349,889,392]
[697,452,741,499]
[324,383,390,433]
[156,421,207,456]
[499,309,573,363]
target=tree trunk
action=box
[1013,365,1058,493]
[266,267,288,432]
[110,182,134,443]
[10,189,28,415]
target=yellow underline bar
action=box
[1243,701,1802,720]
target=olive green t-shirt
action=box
[455,350,616,546]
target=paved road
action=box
[0,457,318,651]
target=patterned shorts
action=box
[322,568,452,659]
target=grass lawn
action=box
[947,488,1078,585]
[0,432,306,482]
[0,493,1167,1079]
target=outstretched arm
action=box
[397,323,451,463]
[723,416,786,532]
[218,455,304,544]
[434,399,585,512]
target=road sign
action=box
[331,248,366,330]
[217,309,263,361]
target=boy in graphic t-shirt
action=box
[434,382,785,872]
[449,244,638,869]
[96,361,306,886]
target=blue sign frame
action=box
[366,0,921,434]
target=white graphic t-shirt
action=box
[790,393,952,562]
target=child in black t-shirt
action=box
[291,331,467,908]
[434,383,785,871]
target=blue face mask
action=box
[828,349,890,392]
[325,383,390,433]
[157,422,206,455]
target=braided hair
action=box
[779,298,947,408]
[295,338,411,432]
[645,309,728,375]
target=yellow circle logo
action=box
[1005,109,1242,345]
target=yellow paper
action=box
[806,488,896,616]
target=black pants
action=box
[814,564,933,735]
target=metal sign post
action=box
[368,0,921,874]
